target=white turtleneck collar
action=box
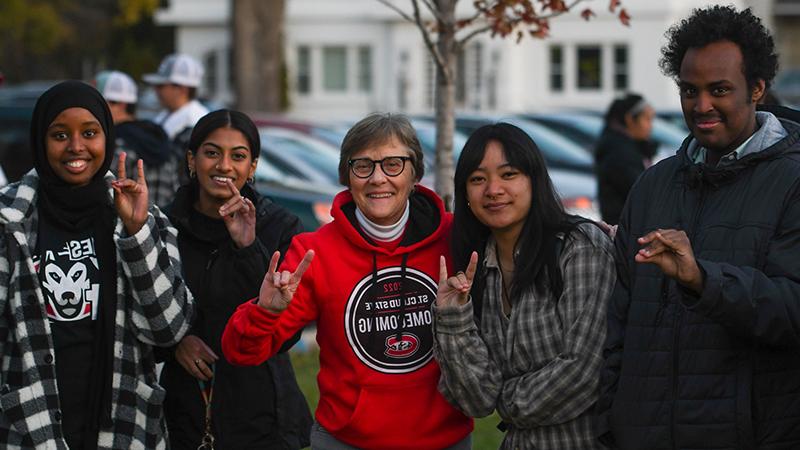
[355,200,410,242]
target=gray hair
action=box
[338,113,425,186]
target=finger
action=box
[112,178,143,192]
[195,358,213,380]
[290,250,315,283]
[279,270,292,286]
[219,195,245,216]
[465,251,478,282]
[200,341,219,361]
[439,255,448,286]
[267,251,281,274]
[226,178,240,197]
[137,158,147,186]
[118,152,127,180]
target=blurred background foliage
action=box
[0,0,172,83]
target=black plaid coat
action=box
[0,171,193,449]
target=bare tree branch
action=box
[420,0,446,23]
[375,0,414,23]
[410,0,450,81]
[456,23,494,48]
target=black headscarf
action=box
[31,80,115,228]
[30,80,118,446]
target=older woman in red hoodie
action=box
[222,113,472,449]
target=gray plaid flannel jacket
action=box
[0,171,193,449]
[433,223,614,450]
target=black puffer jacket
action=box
[160,183,312,450]
[597,110,800,449]
[595,127,656,225]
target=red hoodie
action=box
[222,185,473,449]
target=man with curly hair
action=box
[597,5,800,449]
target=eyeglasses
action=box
[348,156,412,179]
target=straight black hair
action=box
[187,109,260,160]
[452,123,572,315]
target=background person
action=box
[597,6,800,449]
[433,123,615,449]
[143,53,208,185]
[222,113,473,450]
[595,93,657,225]
[160,109,311,449]
[0,80,192,449]
[95,70,179,209]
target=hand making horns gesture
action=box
[218,179,256,249]
[436,251,479,308]
[111,152,149,236]
[257,249,315,314]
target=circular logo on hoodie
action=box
[345,266,437,373]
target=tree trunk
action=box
[433,0,457,211]
[232,0,285,112]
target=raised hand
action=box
[436,252,478,308]
[175,334,219,381]
[111,152,149,235]
[257,250,314,314]
[636,228,703,293]
[219,179,256,248]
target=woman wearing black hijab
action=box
[0,80,193,449]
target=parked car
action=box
[259,126,341,184]
[522,112,687,161]
[772,68,800,107]
[252,159,337,231]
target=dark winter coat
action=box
[597,110,800,449]
[594,127,653,225]
[160,183,312,450]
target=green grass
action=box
[290,348,504,449]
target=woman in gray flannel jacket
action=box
[0,81,192,449]
[433,123,615,449]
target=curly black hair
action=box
[660,5,779,90]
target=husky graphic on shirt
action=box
[345,266,437,374]
[34,237,100,322]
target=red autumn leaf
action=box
[581,8,596,21]
[609,0,620,13]
[618,8,631,26]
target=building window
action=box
[577,45,601,89]
[322,46,347,91]
[358,46,372,92]
[203,50,217,96]
[614,44,629,90]
[297,46,311,94]
[549,45,564,91]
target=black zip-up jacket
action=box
[597,109,800,449]
[160,183,312,450]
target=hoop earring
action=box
[247,176,254,184]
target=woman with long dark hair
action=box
[0,80,192,449]
[160,109,312,449]
[433,123,615,449]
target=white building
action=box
[156,0,766,119]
